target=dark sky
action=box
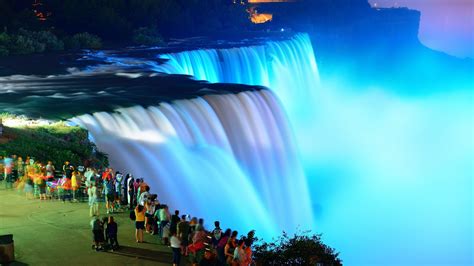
[369,0,474,58]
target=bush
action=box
[253,231,342,265]
[0,29,64,55]
[17,29,64,52]
[64,32,102,50]
[132,27,164,46]
[0,118,108,169]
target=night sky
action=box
[369,0,474,58]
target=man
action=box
[138,186,150,206]
[62,161,74,179]
[177,215,191,256]
[45,161,55,181]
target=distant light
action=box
[281,28,285,32]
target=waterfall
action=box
[153,33,320,159]
[73,90,314,238]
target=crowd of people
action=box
[1,155,256,266]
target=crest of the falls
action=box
[154,34,320,157]
[73,90,314,238]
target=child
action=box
[107,216,119,251]
[91,216,104,251]
[170,229,181,266]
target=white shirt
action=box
[170,236,181,248]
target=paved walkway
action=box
[0,187,173,265]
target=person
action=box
[189,225,207,263]
[217,229,231,265]
[170,210,180,234]
[71,170,80,202]
[62,161,74,179]
[211,221,222,247]
[134,205,146,243]
[138,185,150,206]
[91,216,104,251]
[177,215,190,256]
[156,205,171,239]
[145,195,157,234]
[114,171,123,210]
[104,178,114,214]
[84,167,95,187]
[128,176,135,210]
[170,229,181,266]
[38,171,47,200]
[45,161,55,181]
[4,156,13,189]
[88,182,99,217]
[233,239,246,266]
[107,216,119,251]
[244,238,253,266]
[224,231,238,265]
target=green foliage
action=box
[0,29,64,55]
[0,119,108,169]
[253,231,342,266]
[132,27,164,46]
[64,32,102,50]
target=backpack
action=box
[130,210,136,221]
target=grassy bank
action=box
[0,115,107,168]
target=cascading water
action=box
[73,90,314,238]
[153,34,320,159]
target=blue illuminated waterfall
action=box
[73,90,314,238]
[73,34,320,239]
[154,34,320,158]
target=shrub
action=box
[17,29,64,52]
[253,231,342,266]
[132,27,164,46]
[64,32,102,50]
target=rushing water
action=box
[72,90,314,238]
[5,32,471,264]
[153,34,320,159]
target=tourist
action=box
[177,215,191,256]
[134,205,146,243]
[45,161,55,181]
[138,185,150,206]
[122,174,130,204]
[244,238,253,266]
[107,216,119,250]
[104,178,114,214]
[189,225,207,262]
[127,175,135,210]
[88,182,99,217]
[84,167,95,187]
[216,229,231,265]
[114,171,123,209]
[38,171,47,200]
[162,221,171,246]
[211,221,222,247]
[170,210,180,239]
[3,156,13,189]
[71,170,80,202]
[91,216,104,251]
[62,161,74,179]
[170,229,181,266]
[233,239,246,266]
[156,205,171,238]
[224,231,238,265]
[145,194,157,234]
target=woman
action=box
[217,229,231,265]
[71,170,80,202]
[134,205,146,243]
[224,231,238,265]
